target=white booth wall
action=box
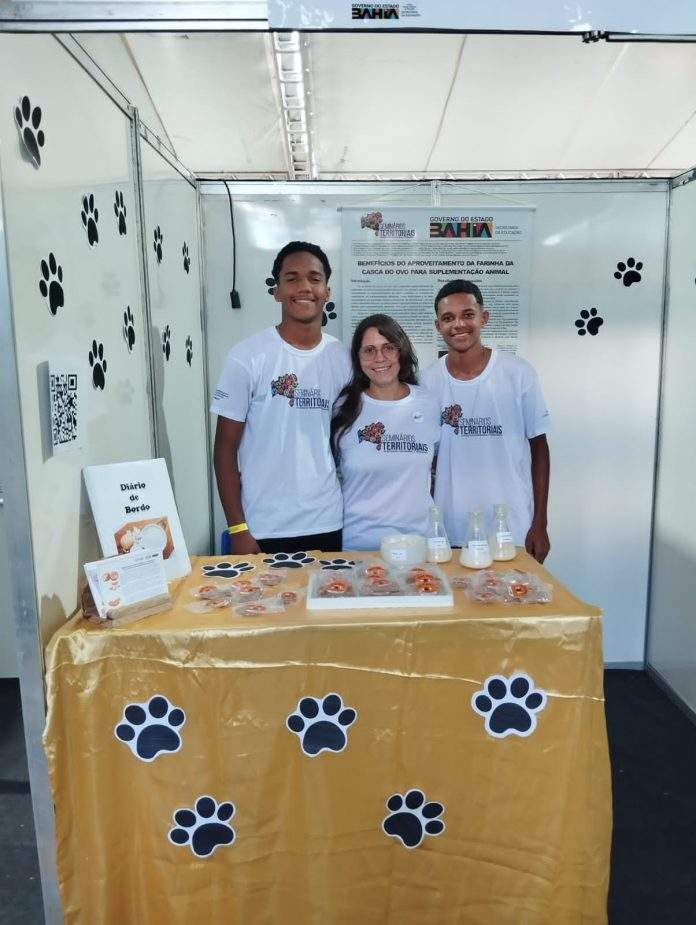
[647,175,696,714]
[202,181,667,665]
[0,34,211,655]
[0,33,153,652]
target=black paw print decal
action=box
[123,306,136,351]
[322,302,338,327]
[318,558,356,571]
[382,789,445,849]
[88,339,107,389]
[265,275,276,295]
[201,561,254,579]
[182,243,190,273]
[575,307,603,336]
[81,194,99,246]
[114,694,185,762]
[286,693,357,756]
[614,257,642,287]
[263,552,315,569]
[168,796,235,858]
[14,95,45,168]
[153,226,163,264]
[162,324,171,361]
[472,673,546,738]
[185,335,193,366]
[114,190,127,236]
[39,253,64,315]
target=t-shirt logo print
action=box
[441,404,463,434]
[358,421,386,451]
[271,372,299,406]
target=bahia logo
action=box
[352,4,399,19]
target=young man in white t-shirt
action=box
[211,241,351,554]
[421,280,551,562]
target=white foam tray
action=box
[306,567,454,610]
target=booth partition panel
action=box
[139,136,211,555]
[647,175,696,716]
[201,181,667,665]
[0,33,154,650]
[0,32,158,921]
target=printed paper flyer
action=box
[341,205,535,368]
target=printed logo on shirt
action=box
[270,372,330,410]
[213,388,229,401]
[441,404,503,436]
[358,421,428,453]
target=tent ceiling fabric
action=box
[77,32,696,177]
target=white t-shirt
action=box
[336,385,441,550]
[421,350,549,546]
[211,326,351,539]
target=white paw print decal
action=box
[168,795,235,858]
[471,673,547,738]
[263,552,315,569]
[201,561,254,579]
[286,693,357,756]
[318,557,356,571]
[114,694,185,762]
[382,789,445,849]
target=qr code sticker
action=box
[50,372,78,447]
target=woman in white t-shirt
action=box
[331,314,440,550]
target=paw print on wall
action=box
[162,324,171,361]
[186,335,193,366]
[81,194,99,246]
[153,226,163,264]
[575,308,604,336]
[123,307,136,352]
[183,243,190,273]
[322,302,338,327]
[614,257,642,287]
[39,253,64,315]
[265,275,276,295]
[88,340,107,389]
[14,95,45,168]
[114,191,127,236]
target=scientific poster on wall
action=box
[341,206,535,368]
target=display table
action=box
[44,551,611,924]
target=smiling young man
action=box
[421,280,551,562]
[211,241,350,554]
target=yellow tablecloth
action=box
[44,551,611,924]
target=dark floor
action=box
[0,671,695,923]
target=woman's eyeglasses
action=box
[359,343,399,360]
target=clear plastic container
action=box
[380,533,427,567]
[426,505,452,563]
[459,509,493,569]
[489,504,517,561]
